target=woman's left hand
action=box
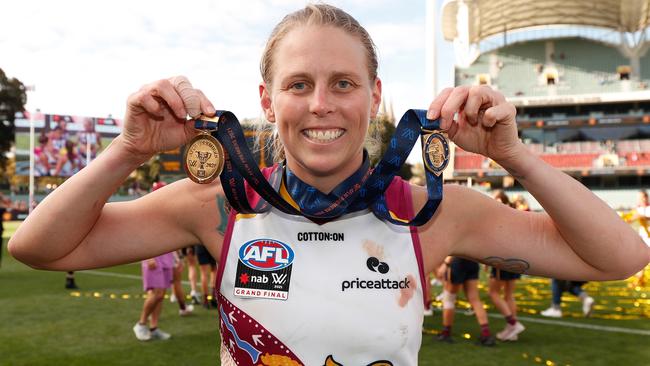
[427,85,522,164]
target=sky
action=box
[0,0,455,122]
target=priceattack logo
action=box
[234,239,294,300]
[341,257,410,292]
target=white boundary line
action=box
[82,270,650,336]
[487,313,650,336]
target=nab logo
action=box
[239,239,294,271]
[366,257,389,274]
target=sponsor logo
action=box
[238,239,294,271]
[341,277,411,292]
[296,232,344,242]
[235,238,294,301]
[340,258,410,292]
[366,257,389,274]
[272,273,288,285]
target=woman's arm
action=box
[418,85,649,280]
[8,76,224,271]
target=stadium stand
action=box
[442,0,650,208]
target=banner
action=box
[14,111,122,177]
[14,112,274,177]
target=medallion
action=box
[184,132,224,184]
[422,132,449,176]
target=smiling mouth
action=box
[302,128,345,143]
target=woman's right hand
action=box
[121,76,216,161]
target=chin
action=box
[298,157,343,177]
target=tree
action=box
[368,113,413,181]
[0,68,27,170]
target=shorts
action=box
[142,263,173,291]
[490,267,521,280]
[195,244,216,267]
[448,257,479,284]
[179,245,195,259]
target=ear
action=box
[259,82,275,123]
[370,77,382,119]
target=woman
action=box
[8,4,649,365]
[487,190,525,341]
[436,256,495,346]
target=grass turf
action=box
[1,221,649,365]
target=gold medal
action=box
[184,131,224,184]
[422,131,449,176]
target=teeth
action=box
[304,129,343,142]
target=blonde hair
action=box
[255,3,381,163]
[260,3,378,86]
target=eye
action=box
[290,82,306,90]
[336,80,352,89]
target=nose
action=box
[309,85,334,117]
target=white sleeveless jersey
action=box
[217,178,427,366]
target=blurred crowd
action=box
[34,118,101,177]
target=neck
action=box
[285,153,365,194]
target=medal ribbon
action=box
[195,109,446,226]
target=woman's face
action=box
[260,25,381,189]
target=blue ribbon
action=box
[196,109,444,226]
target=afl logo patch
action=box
[422,132,449,176]
[238,239,295,271]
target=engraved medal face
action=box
[423,132,449,176]
[184,133,224,184]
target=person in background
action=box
[64,271,78,289]
[59,140,81,176]
[488,190,525,341]
[436,256,496,346]
[626,190,650,246]
[134,252,174,341]
[541,279,594,318]
[183,246,202,305]
[196,244,218,309]
[622,190,650,287]
[77,117,102,169]
[171,246,201,305]
[170,250,194,316]
[133,181,174,341]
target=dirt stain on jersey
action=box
[398,274,417,307]
[362,240,385,260]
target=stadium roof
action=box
[442,0,650,43]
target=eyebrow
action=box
[330,71,362,82]
[279,72,311,84]
[279,71,363,84]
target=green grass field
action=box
[1,221,649,365]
